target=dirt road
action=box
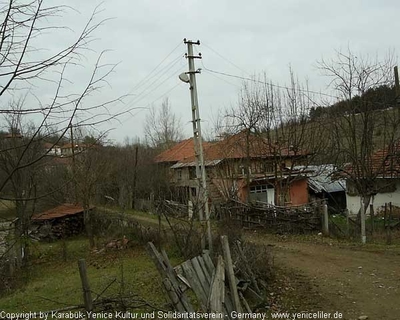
[128,212,400,319]
[246,233,400,320]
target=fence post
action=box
[344,209,350,238]
[322,201,329,236]
[387,202,393,245]
[221,235,242,313]
[78,259,93,315]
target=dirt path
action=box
[246,233,400,320]
[128,212,400,319]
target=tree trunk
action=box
[360,195,371,244]
[84,208,95,249]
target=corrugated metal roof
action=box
[295,165,346,194]
[32,204,95,221]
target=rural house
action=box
[346,141,400,215]
[156,130,311,207]
[60,143,90,157]
[296,165,347,212]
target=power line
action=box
[120,81,184,125]
[125,53,183,106]
[125,56,184,107]
[127,41,183,95]
[202,41,250,76]
[201,67,339,99]
[195,43,339,99]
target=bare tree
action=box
[144,98,183,150]
[219,72,326,205]
[0,1,128,265]
[317,48,398,243]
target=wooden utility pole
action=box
[183,38,212,254]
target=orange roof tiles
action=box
[344,140,400,178]
[154,139,211,163]
[369,141,400,177]
[180,130,308,163]
[43,142,60,149]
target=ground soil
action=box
[129,213,400,320]
[246,232,400,320]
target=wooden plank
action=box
[207,256,233,320]
[146,242,167,275]
[181,260,208,309]
[202,251,215,275]
[191,257,210,295]
[147,242,194,313]
[197,256,211,285]
[221,235,242,313]
[162,278,186,313]
[161,249,175,271]
[209,255,225,315]
[163,249,190,292]
[224,291,235,318]
[202,250,234,317]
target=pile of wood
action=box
[32,214,85,240]
[147,236,258,318]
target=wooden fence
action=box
[147,236,255,318]
[328,202,400,243]
[219,200,323,234]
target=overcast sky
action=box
[24,0,400,143]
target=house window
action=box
[177,169,182,180]
[250,185,268,193]
[264,162,274,173]
[189,167,196,180]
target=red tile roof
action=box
[32,203,94,221]
[154,138,211,163]
[368,141,400,177]
[343,140,400,178]
[43,142,60,149]
[180,130,308,163]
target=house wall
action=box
[346,180,400,215]
[289,179,309,206]
[169,156,309,206]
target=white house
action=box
[346,179,400,215]
[345,141,400,216]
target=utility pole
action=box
[395,66,400,104]
[70,123,78,204]
[182,38,212,254]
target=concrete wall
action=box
[289,179,309,206]
[346,180,400,215]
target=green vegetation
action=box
[0,237,169,312]
[0,200,16,220]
